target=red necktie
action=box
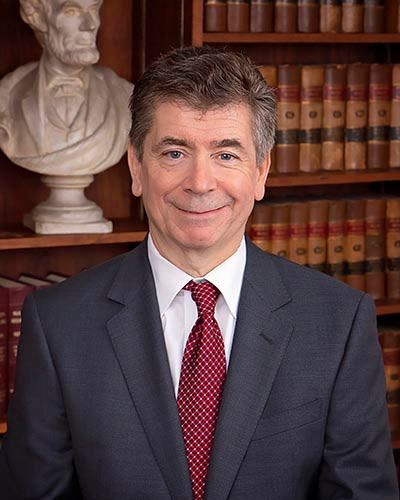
[177,280,227,500]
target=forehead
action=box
[50,0,102,10]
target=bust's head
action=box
[20,0,103,67]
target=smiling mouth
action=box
[176,206,226,215]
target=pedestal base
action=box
[23,214,113,234]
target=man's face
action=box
[45,0,102,67]
[128,101,270,264]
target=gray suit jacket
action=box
[1,239,398,499]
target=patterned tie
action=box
[177,280,227,500]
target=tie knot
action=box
[184,280,220,318]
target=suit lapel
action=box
[205,242,294,500]
[106,242,193,500]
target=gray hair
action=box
[129,46,276,166]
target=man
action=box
[1,47,398,499]
[0,0,132,175]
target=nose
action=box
[80,12,98,31]
[182,158,217,194]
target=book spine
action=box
[227,0,250,32]
[342,0,363,32]
[249,203,272,251]
[345,198,366,291]
[365,197,386,299]
[299,65,324,172]
[307,199,329,272]
[390,64,400,169]
[250,0,273,31]
[204,0,227,32]
[297,0,319,32]
[270,202,291,258]
[320,0,342,32]
[289,201,309,265]
[276,65,301,173]
[274,0,297,32]
[327,199,347,281]
[259,65,278,174]
[321,64,346,171]
[363,0,385,33]
[368,64,391,170]
[345,63,369,170]
[386,198,400,299]
[0,290,7,419]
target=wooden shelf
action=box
[0,422,6,434]
[267,169,400,187]
[376,300,400,316]
[0,219,148,251]
[202,33,400,44]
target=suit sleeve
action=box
[318,293,399,499]
[1,293,82,499]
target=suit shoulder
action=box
[0,62,38,111]
[94,66,133,97]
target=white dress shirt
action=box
[147,234,247,397]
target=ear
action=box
[127,142,143,197]
[254,152,270,201]
[20,7,48,34]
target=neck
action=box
[150,232,243,277]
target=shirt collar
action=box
[147,234,246,318]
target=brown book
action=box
[274,0,297,32]
[270,202,291,258]
[342,0,363,32]
[365,197,386,299]
[321,64,346,171]
[250,0,273,31]
[249,203,272,251]
[298,0,319,32]
[368,64,391,170]
[320,0,342,32]
[289,201,309,265]
[259,65,278,174]
[390,64,400,169]
[204,0,227,32]
[276,65,301,173]
[227,0,250,31]
[299,65,324,172]
[363,0,384,33]
[327,199,346,281]
[0,288,7,420]
[379,323,400,445]
[345,63,369,170]
[307,199,329,272]
[386,197,400,299]
[345,198,366,291]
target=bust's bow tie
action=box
[48,76,84,97]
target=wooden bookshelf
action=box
[0,422,6,434]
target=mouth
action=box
[175,206,226,215]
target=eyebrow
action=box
[209,138,246,151]
[154,136,246,151]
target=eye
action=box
[164,151,183,160]
[218,152,236,161]
[63,6,80,16]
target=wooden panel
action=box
[267,170,400,187]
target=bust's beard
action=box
[47,33,100,67]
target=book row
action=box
[204,0,396,34]
[379,322,400,446]
[0,273,67,419]
[260,63,400,173]
[248,195,400,299]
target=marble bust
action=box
[0,0,133,233]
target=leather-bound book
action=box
[0,288,7,420]
[345,63,369,170]
[227,0,250,31]
[259,65,278,173]
[379,323,400,445]
[307,199,329,273]
[320,0,342,32]
[390,64,400,169]
[270,201,291,258]
[342,0,363,32]
[205,0,227,32]
[276,65,300,173]
[249,202,272,251]
[298,0,319,32]
[345,198,366,292]
[386,197,400,299]
[327,199,346,281]
[365,196,386,299]
[299,65,324,172]
[274,0,297,32]
[289,201,309,265]
[250,0,273,31]
[321,64,346,171]
[363,0,384,33]
[368,64,391,170]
